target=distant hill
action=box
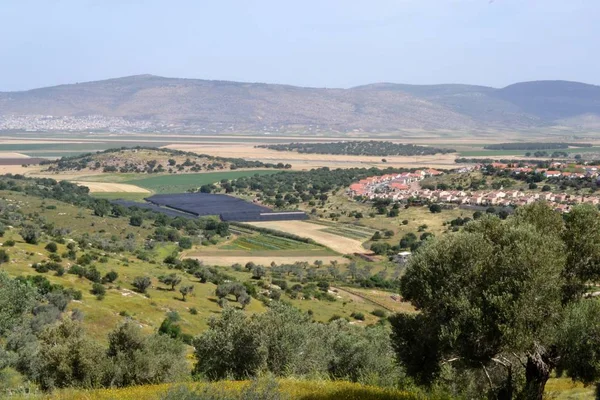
[1,75,599,133]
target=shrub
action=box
[45,242,58,253]
[91,283,106,299]
[20,224,41,244]
[3,240,15,247]
[0,249,9,265]
[372,309,387,318]
[179,237,193,249]
[129,215,143,227]
[351,312,365,321]
[429,204,442,213]
[102,270,118,283]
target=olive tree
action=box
[391,203,600,399]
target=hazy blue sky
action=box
[1,0,598,91]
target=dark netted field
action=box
[144,193,307,222]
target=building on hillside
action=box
[394,251,412,265]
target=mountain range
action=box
[1,75,599,133]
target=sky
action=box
[0,0,598,91]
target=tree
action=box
[0,271,37,335]
[33,319,106,390]
[129,215,143,227]
[429,204,442,213]
[252,265,266,279]
[102,270,118,284]
[179,285,194,301]
[158,273,182,291]
[91,283,106,300]
[158,312,182,339]
[391,205,600,399]
[178,237,193,249]
[105,321,187,387]
[194,267,213,283]
[92,200,111,217]
[20,224,41,244]
[0,249,9,266]
[45,242,58,253]
[132,276,152,293]
[370,242,391,255]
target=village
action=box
[348,162,600,213]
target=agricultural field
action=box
[220,233,325,252]
[113,170,280,194]
[166,143,465,170]
[246,220,369,254]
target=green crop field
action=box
[90,192,149,202]
[220,233,323,252]
[126,170,281,193]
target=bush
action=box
[91,283,106,299]
[372,309,387,318]
[3,240,15,247]
[351,312,365,321]
[102,270,118,283]
[179,237,193,249]
[45,242,58,253]
[429,204,442,213]
[0,249,8,265]
[129,215,143,227]
[20,224,41,244]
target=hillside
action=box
[39,147,290,175]
[2,75,600,133]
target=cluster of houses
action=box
[348,164,600,213]
[490,162,598,179]
[348,169,444,197]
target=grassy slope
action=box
[0,192,267,341]
[0,191,395,339]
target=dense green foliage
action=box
[258,141,454,156]
[392,202,600,399]
[194,304,401,385]
[226,167,416,208]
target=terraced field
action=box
[220,233,323,252]
[247,220,368,254]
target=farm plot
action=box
[220,233,324,252]
[319,223,378,240]
[127,170,279,194]
[247,220,368,254]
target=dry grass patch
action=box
[164,144,465,170]
[70,181,151,193]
